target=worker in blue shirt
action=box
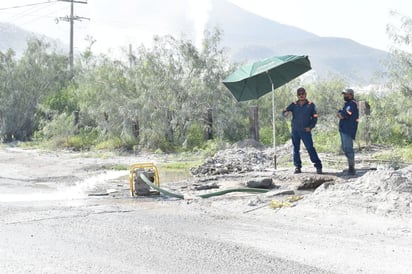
[337,88,359,175]
[282,87,322,174]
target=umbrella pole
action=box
[271,83,277,169]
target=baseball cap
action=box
[297,87,306,94]
[342,88,354,95]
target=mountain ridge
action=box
[0,22,62,57]
[207,0,389,84]
[0,22,34,55]
[0,0,389,85]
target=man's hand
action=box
[304,127,311,132]
[337,112,344,119]
[283,111,291,118]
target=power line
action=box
[1,1,89,71]
[18,4,66,27]
[0,1,57,11]
[56,0,88,71]
[3,2,58,25]
[56,0,87,3]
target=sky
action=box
[0,0,411,54]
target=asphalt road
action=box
[0,147,329,273]
[1,197,330,274]
[1,147,412,274]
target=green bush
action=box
[186,123,205,150]
[35,113,74,140]
[313,128,341,153]
[65,128,100,150]
[394,145,412,162]
[259,126,273,146]
[95,137,123,150]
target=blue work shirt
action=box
[339,99,359,139]
[283,100,318,131]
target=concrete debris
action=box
[190,141,289,177]
[187,140,412,218]
[309,166,412,217]
[245,177,274,189]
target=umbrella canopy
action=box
[222,55,312,169]
[222,55,311,102]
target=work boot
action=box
[348,158,355,175]
[348,165,356,175]
[294,167,301,174]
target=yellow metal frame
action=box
[129,162,160,197]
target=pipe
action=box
[198,188,268,198]
[139,173,184,199]
[139,173,269,199]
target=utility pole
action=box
[56,0,89,71]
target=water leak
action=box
[0,170,128,203]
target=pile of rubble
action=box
[190,139,289,176]
[188,139,412,217]
[309,165,412,216]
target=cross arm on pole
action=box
[58,0,88,3]
[56,0,88,71]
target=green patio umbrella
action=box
[222,55,312,168]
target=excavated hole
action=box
[297,176,335,191]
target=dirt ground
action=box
[1,144,412,273]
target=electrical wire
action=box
[3,2,58,25]
[17,4,67,26]
[1,1,87,29]
[0,1,58,11]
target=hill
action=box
[207,0,389,85]
[0,1,390,85]
[0,23,34,55]
[0,22,62,57]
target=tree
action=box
[0,38,70,142]
[382,12,412,143]
[386,11,412,96]
[127,29,241,150]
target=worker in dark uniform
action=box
[282,87,322,174]
[337,88,359,175]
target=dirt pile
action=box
[190,139,290,176]
[188,141,412,218]
[307,166,412,216]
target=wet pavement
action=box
[2,146,411,274]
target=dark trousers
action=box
[340,132,355,166]
[292,129,322,169]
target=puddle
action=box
[0,170,127,202]
[0,166,194,203]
